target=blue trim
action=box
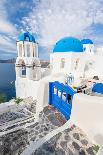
[81,39,93,44]
[53,37,83,52]
[19,32,35,42]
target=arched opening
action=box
[17,59,26,78]
[25,35,30,41]
[21,61,26,77]
[32,62,36,79]
[19,44,22,57]
[27,44,30,57]
[31,59,41,80]
[60,58,65,68]
[22,65,26,77]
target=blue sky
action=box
[0,0,103,60]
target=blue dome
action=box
[53,37,83,52]
[81,39,93,44]
[92,83,103,94]
[19,32,35,42]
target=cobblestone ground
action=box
[27,106,67,142]
[0,101,97,155]
[33,125,96,155]
[0,129,29,155]
[0,105,66,155]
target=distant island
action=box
[0,58,16,63]
[0,59,50,67]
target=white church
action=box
[15,32,103,100]
[15,32,103,147]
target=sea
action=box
[0,63,16,101]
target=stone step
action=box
[0,116,36,136]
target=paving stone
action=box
[35,131,39,135]
[39,129,44,133]
[35,126,40,130]
[43,107,54,116]
[79,149,86,155]
[60,141,67,148]
[81,139,88,146]
[30,122,39,128]
[47,114,62,127]
[42,143,55,153]
[55,132,62,139]
[67,148,74,155]
[73,133,80,140]
[39,135,44,139]
[86,147,95,155]
[55,148,65,155]
[72,141,81,150]
[65,128,72,133]
[64,135,71,141]
[43,126,49,131]
[30,136,37,142]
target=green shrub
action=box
[13,97,23,104]
[93,144,100,153]
[0,93,7,103]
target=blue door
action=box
[49,81,75,120]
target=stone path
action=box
[0,100,97,155]
[33,125,96,155]
[0,105,66,155]
[27,106,67,142]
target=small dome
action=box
[18,32,35,42]
[53,37,83,52]
[92,83,103,94]
[81,39,93,44]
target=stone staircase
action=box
[0,105,98,155]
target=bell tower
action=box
[81,39,94,54]
[15,32,41,80]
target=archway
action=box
[17,59,26,78]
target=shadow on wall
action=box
[94,134,103,146]
[71,93,103,146]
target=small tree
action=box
[0,93,7,103]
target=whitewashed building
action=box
[15,33,97,99]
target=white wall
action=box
[36,74,65,115]
[71,93,103,146]
[16,74,65,116]
[50,52,72,74]
[15,78,39,99]
[71,52,86,78]
[84,51,103,79]
[50,52,86,77]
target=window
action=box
[62,92,66,101]
[22,66,26,77]
[60,58,65,68]
[74,58,79,70]
[19,44,22,57]
[27,44,30,57]
[54,87,58,94]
